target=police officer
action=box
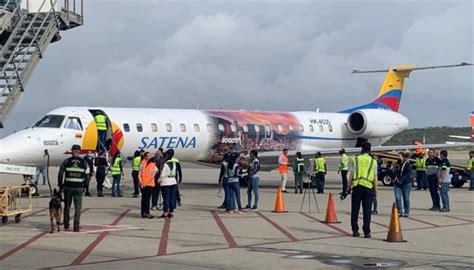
[58,145,87,232]
[426,148,441,211]
[415,153,428,190]
[167,151,183,207]
[338,149,349,195]
[315,152,327,194]
[94,112,108,152]
[467,151,474,191]
[293,152,305,194]
[347,142,377,238]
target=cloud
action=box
[1,0,472,136]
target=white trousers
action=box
[280,173,288,191]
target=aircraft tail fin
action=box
[340,62,472,113]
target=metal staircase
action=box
[0,0,83,128]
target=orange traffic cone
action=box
[322,193,340,223]
[272,186,288,213]
[384,203,407,242]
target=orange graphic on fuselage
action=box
[81,121,124,156]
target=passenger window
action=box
[265,125,271,133]
[180,123,186,132]
[64,117,83,130]
[277,124,283,132]
[288,125,294,131]
[194,124,200,132]
[299,125,304,132]
[166,123,172,132]
[136,123,143,132]
[123,123,130,132]
[231,124,237,132]
[254,125,260,132]
[242,125,249,133]
[328,125,333,132]
[206,123,213,132]
[151,123,157,132]
[319,125,324,132]
[309,124,314,132]
[218,124,225,132]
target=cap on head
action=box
[71,144,81,151]
[339,148,345,154]
[165,149,175,158]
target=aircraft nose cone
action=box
[0,130,40,165]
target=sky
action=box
[1,0,472,137]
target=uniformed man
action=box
[314,152,327,194]
[338,149,349,195]
[415,153,428,190]
[111,152,123,197]
[58,145,87,232]
[347,142,377,238]
[467,151,474,191]
[167,152,183,207]
[426,148,441,211]
[293,152,305,194]
[94,111,108,152]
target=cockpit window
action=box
[33,115,65,128]
[64,117,83,130]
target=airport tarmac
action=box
[0,165,473,270]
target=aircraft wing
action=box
[258,142,472,169]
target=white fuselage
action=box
[0,106,408,166]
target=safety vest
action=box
[339,154,349,171]
[166,158,178,178]
[132,156,141,171]
[314,157,326,173]
[111,156,121,175]
[352,154,376,189]
[415,157,427,171]
[63,157,87,189]
[279,154,289,173]
[94,114,107,131]
[467,158,473,171]
[295,158,305,172]
[140,160,157,187]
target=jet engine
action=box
[347,109,409,138]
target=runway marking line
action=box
[300,212,351,236]
[256,211,298,241]
[22,207,48,219]
[444,215,474,223]
[70,209,130,265]
[157,218,171,256]
[0,208,91,261]
[406,216,440,227]
[210,210,237,248]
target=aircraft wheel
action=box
[451,181,465,188]
[15,214,21,223]
[2,216,8,224]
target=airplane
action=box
[448,112,474,140]
[0,63,472,171]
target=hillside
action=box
[385,127,471,145]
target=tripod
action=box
[299,173,320,213]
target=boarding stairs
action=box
[0,0,83,128]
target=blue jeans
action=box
[35,166,47,185]
[97,130,107,151]
[427,174,440,208]
[247,176,260,207]
[440,182,450,211]
[469,171,474,189]
[222,178,230,209]
[228,181,242,211]
[394,184,411,215]
[416,171,427,189]
[316,173,325,193]
[162,184,177,213]
[112,174,121,195]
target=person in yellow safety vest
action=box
[94,112,108,152]
[347,142,378,238]
[111,152,123,197]
[415,153,428,190]
[293,152,305,194]
[468,151,474,191]
[278,149,289,193]
[314,152,327,194]
[338,149,349,195]
[131,150,142,198]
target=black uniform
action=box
[426,156,441,209]
[94,155,108,197]
[83,155,94,196]
[58,156,87,229]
